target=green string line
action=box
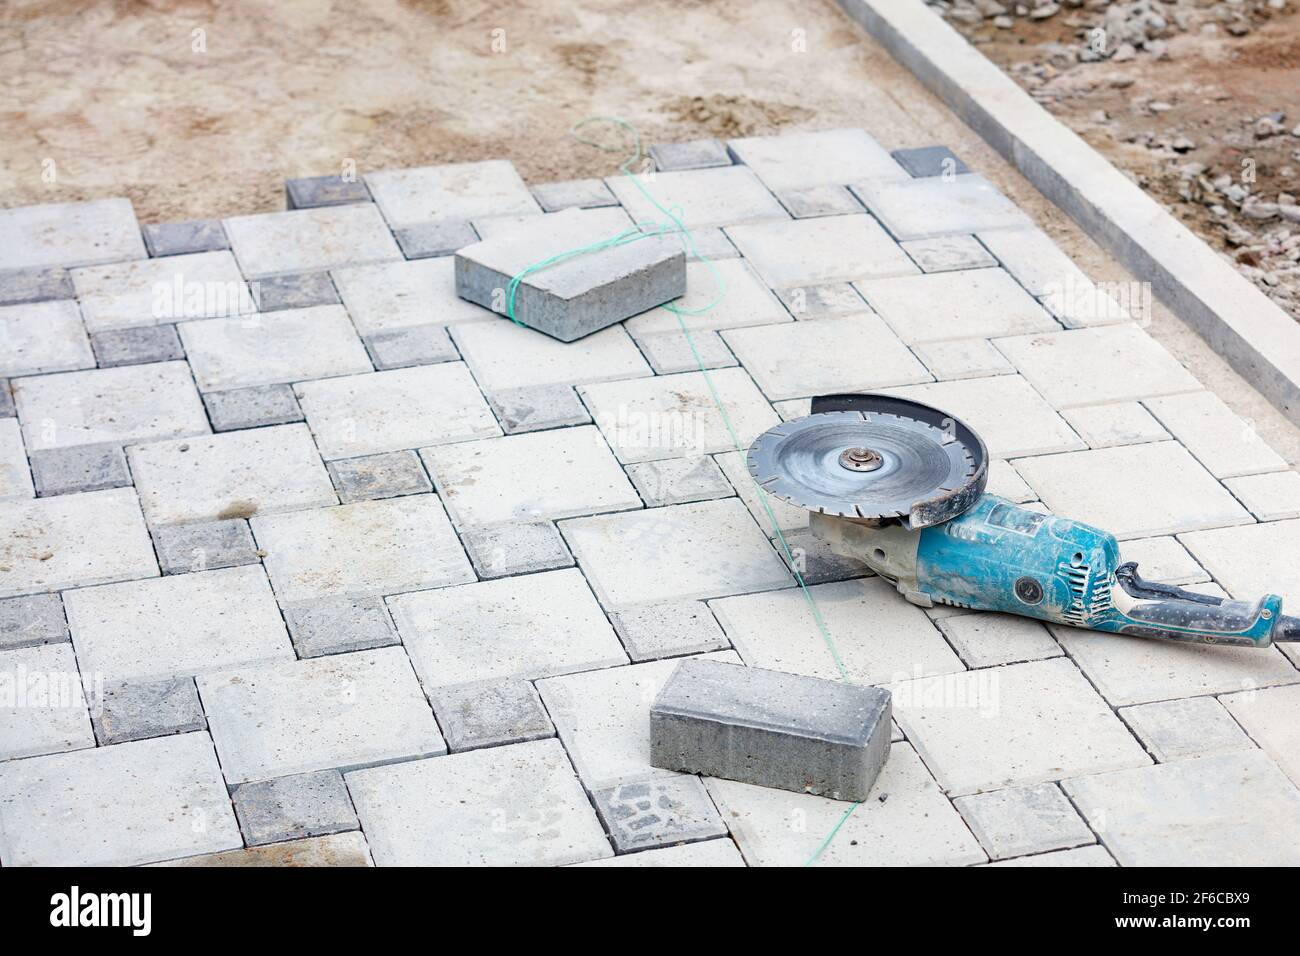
[804,800,862,868]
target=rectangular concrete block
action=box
[0,198,146,271]
[454,208,685,342]
[649,658,891,802]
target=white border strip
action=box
[839,0,1300,424]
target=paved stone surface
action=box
[728,128,908,192]
[857,267,1056,344]
[891,145,970,178]
[282,597,400,658]
[248,271,339,311]
[774,528,871,585]
[624,259,789,336]
[486,384,591,434]
[0,198,146,271]
[1220,684,1300,788]
[593,776,727,853]
[531,178,618,212]
[911,338,1013,381]
[775,185,863,219]
[90,323,185,367]
[901,235,997,273]
[625,455,731,507]
[610,600,730,662]
[202,383,304,432]
[429,679,556,753]
[30,442,131,497]
[725,215,917,288]
[224,204,402,279]
[1119,536,1208,585]
[937,612,1062,669]
[0,592,68,651]
[650,139,731,171]
[0,642,95,760]
[987,845,1115,867]
[773,282,867,318]
[333,257,494,334]
[0,300,95,377]
[0,418,32,502]
[852,174,1031,240]
[392,219,479,259]
[459,521,574,579]
[141,218,229,257]
[1225,470,1300,521]
[364,325,457,370]
[452,320,650,392]
[347,738,610,866]
[634,328,737,376]
[1145,391,1288,478]
[285,174,371,210]
[152,518,259,575]
[91,676,206,746]
[607,166,787,230]
[715,448,810,534]
[154,831,372,867]
[1181,519,1300,606]
[365,160,540,229]
[0,381,11,418]
[953,784,1094,860]
[1121,696,1255,763]
[573,839,745,867]
[0,265,75,306]
[1061,401,1170,449]
[231,770,358,846]
[72,250,252,332]
[327,450,430,503]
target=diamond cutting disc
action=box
[746,395,988,528]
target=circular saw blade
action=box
[746,396,988,528]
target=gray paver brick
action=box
[0,592,69,650]
[202,383,304,432]
[231,770,359,846]
[285,174,371,210]
[363,325,457,370]
[153,518,259,575]
[775,528,871,585]
[327,450,432,503]
[248,271,339,311]
[91,676,206,746]
[392,220,478,259]
[89,324,185,367]
[953,783,1093,860]
[1120,696,1254,762]
[901,235,997,273]
[890,145,971,178]
[650,139,731,171]
[429,678,556,753]
[609,600,731,662]
[141,218,229,257]
[0,380,12,418]
[282,597,401,658]
[530,179,619,212]
[0,265,75,306]
[625,455,731,507]
[459,521,574,579]
[774,282,867,318]
[29,443,131,497]
[593,775,727,854]
[775,185,863,219]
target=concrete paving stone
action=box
[633,328,737,375]
[154,831,373,867]
[953,783,1094,860]
[851,175,1032,241]
[0,265,75,306]
[561,499,790,609]
[884,376,1084,459]
[89,323,185,367]
[0,198,146,271]
[1061,401,1169,449]
[975,225,1091,298]
[223,204,402,279]
[0,731,240,866]
[901,235,997,273]
[65,564,293,685]
[202,383,304,432]
[890,145,971,178]
[129,424,336,526]
[775,185,864,219]
[650,139,731,171]
[1225,470,1300,521]
[581,367,779,464]
[707,743,984,867]
[153,518,258,575]
[774,282,867,318]
[1037,281,1133,329]
[911,337,1012,381]
[1180,520,1300,609]
[1014,441,1251,539]
[1144,391,1288,478]
[231,770,359,846]
[424,425,640,527]
[389,568,627,686]
[1118,535,1208,585]
[714,448,809,534]
[346,737,610,866]
[363,325,457,370]
[332,256,493,335]
[0,488,158,599]
[296,363,499,460]
[392,219,479,259]
[606,166,787,230]
[327,450,430,504]
[91,676,206,746]
[282,597,400,658]
[16,361,209,452]
[365,160,541,230]
[252,495,474,606]
[530,178,619,212]
[625,455,731,507]
[610,600,730,662]
[0,642,95,760]
[200,646,445,784]
[685,227,739,261]
[0,300,95,376]
[536,652,739,789]
[651,658,892,802]
[284,174,371,210]
[30,443,130,498]
[451,319,650,392]
[1121,696,1254,763]
[248,271,339,311]
[711,577,963,685]
[938,612,1062,669]
[722,313,929,401]
[996,325,1200,409]
[428,678,556,753]
[72,250,253,332]
[465,211,556,240]
[892,657,1151,795]
[141,218,229,258]
[0,418,33,501]
[1063,750,1300,866]
[1221,684,1300,788]
[624,258,789,336]
[774,528,871,586]
[0,380,11,418]
[593,775,727,853]
[0,593,68,651]
[573,838,745,867]
[857,267,1056,344]
[987,845,1115,867]
[486,384,590,434]
[180,305,372,391]
[728,128,909,192]
[986,460,1036,503]
[459,520,574,578]
[725,215,918,289]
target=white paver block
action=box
[987,846,1115,867]
[721,313,929,401]
[892,657,1150,795]
[1181,520,1300,603]
[252,495,474,606]
[296,363,499,460]
[16,361,209,452]
[573,839,745,867]
[347,738,611,866]
[1225,470,1300,521]
[332,256,495,335]
[853,174,1031,240]
[606,166,787,229]
[1061,401,1169,449]
[727,128,908,192]
[365,160,541,229]
[0,732,240,866]
[1014,442,1251,539]
[1120,696,1254,762]
[1144,391,1288,478]
[724,215,917,288]
[901,235,998,273]
[224,204,402,279]
[0,300,94,376]
[857,268,1056,344]
[0,643,95,761]
[390,568,627,688]
[0,419,33,502]
[953,783,1093,860]
[624,258,790,336]
[1119,536,1208,585]
[199,646,445,784]
[451,321,650,392]
[937,612,1062,669]
[72,251,252,331]
[1221,684,1300,788]
[912,337,1013,381]
[423,425,639,527]
[715,449,809,534]
[0,198,146,270]
[1063,750,1300,865]
[561,499,789,609]
[65,565,294,685]
[975,225,1091,297]
[0,488,157,598]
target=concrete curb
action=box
[837,0,1300,425]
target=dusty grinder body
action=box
[813,493,1297,647]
